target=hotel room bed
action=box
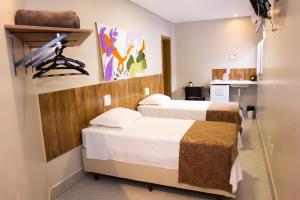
[137,95,243,130]
[82,113,243,198]
[138,100,243,123]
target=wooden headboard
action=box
[39,74,163,161]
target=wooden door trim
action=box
[161,35,172,97]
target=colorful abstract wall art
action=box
[97,23,147,81]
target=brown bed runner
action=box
[178,121,238,193]
[206,102,242,130]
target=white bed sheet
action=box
[82,117,243,193]
[138,100,244,149]
[138,100,212,120]
[83,117,194,169]
[138,100,244,122]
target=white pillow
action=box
[90,107,142,128]
[139,94,171,105]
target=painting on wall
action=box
[97,23,147,81]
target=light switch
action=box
[144,87,150,96]
[103,95,111,106]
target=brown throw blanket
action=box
[15,9,80,28]
[206,102,242,131]
[179,121,238,193]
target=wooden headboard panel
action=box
[39,74,163,161]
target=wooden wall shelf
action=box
[4,25,92,48]
[4,25,92,73]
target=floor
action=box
[56,119,272,200]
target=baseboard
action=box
[49,168,85,200]
[256,116,278,200]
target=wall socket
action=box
[144,87,150,96]
[103,94,111,106]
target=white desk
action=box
[210,80,257,87]
[210,80,257,103]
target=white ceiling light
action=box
[130,0,253,23]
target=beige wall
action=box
[0,0,49,200]
[27,0,176,94]
[23,0,176,191]
[174,17,258,110]
[7,1,294,199]
[257,0,300,199]
[0,0,176,198]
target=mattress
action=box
[137,100,212,120]
[82,117,243,193]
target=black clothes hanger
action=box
[33,46,89,79]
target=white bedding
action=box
[137,100,212,120]
[138,100,244,149]
[82,117,243,193]
[137,100,244,122]
[83,117,194,169]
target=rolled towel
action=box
[15,9,80,28]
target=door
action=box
[161,36,172,97]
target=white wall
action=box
[24,0,176,190]
[257,0,300,199]
[0,0,49,200]
[174,17,258,110]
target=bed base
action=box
[82,149,235,198]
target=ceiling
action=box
[130,0,253,23]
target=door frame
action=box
[161,35,172,97]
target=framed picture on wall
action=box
[96,23,147,81]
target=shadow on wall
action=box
[5,28,49,199]
[230,85,257,114]
[172,88,185,100]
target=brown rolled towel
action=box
[15,9,80,28]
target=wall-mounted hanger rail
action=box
[4,25,92,75]
[26,46,57,68]
[15,33,69,69]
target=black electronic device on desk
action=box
[185,86,205,101]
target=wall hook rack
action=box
[13,33,69,72]
[4,25,92,75]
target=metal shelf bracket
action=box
[12,32,70,75]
